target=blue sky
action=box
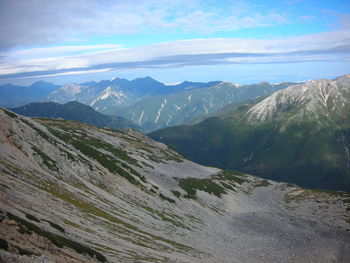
[0,0,349,85]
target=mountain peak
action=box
[131,76,162,84]
[29,80,58,88]
[60,83,86,95]
[31,80,46,85]
[89,86,128,109]
[246,77,350,124]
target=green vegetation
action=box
[16,246,38,256]
[171,190,181,198]
[221,182,235,191]
[159,149,184,162]
[159,193,176,203]
[216,170,247,184]
[81,136,141,168]
[31,145,58,171]
[48,126,145,185]
[25,213,40,222]
[7,212,106,262]
[41,182,193,252]
[0,238,8,250]
[71,140,139,185]
[178,177,226,199]
[21,118,53,143]
[255,179,271,187]
[44,219,65,233]
[3,109,18,118]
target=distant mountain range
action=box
[1,77,294,132]
[46,77,222,115]
[0,81,60,107]
[113,81,293,132]
[10,101,138,130]
[150,75,350,192]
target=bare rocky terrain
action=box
[0,108,349,262]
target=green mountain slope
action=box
[114,81,293,132]
[150,75,350,192]
[10,101,139,130]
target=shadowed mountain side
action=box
[10,101,139,130]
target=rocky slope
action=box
[150,75,350,191]
[246,74,350,124]
[0,108,349,262]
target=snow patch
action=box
[154,99,167,123]
[90,86,128,106]
[138,110,145,125]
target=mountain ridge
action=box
[114,81,293,132]
[9,101,139,130]
[45,77,221,113]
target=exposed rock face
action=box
[0,108,349,262]
[247,75,350,124]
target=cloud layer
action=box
[0,29,349,80]
[1,0,349,82]
[0,0,289,50]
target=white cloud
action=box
[1,44,123,60]
[0,29,349,79]
[0,0,289,50]
[9,68,114,80]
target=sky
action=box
[0,0,349,85]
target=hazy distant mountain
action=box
[2,77,290,130]
[1,108,349,262]
[150,75,350,192]
[115,81,293,132]
[10,101,138,130]
[0,81,60,107]
[46,77,216,113]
